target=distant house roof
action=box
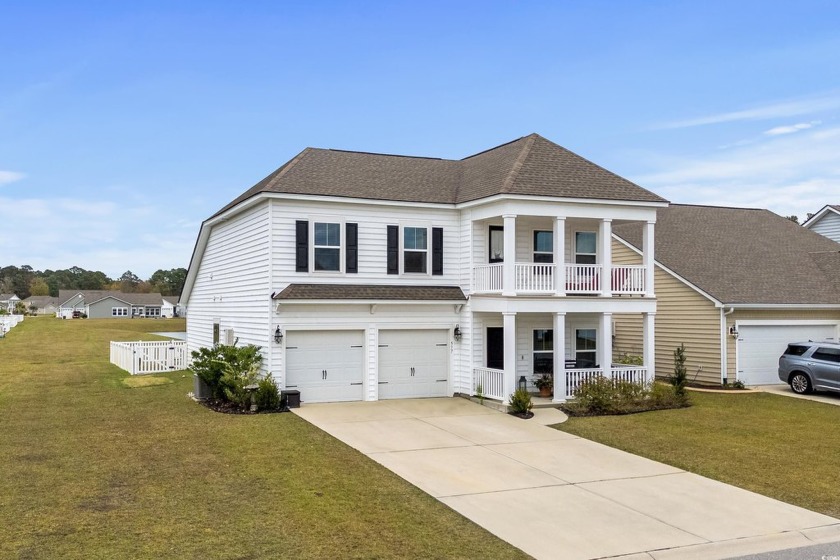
[802,204,840,228]
[162,296,180,304]
[0,293,18,301]
[214,134,667,217]
[58,290,165,307]
[23,296,59,307]
[273,284,467,302]
[613,204,840,305]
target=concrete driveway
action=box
[293,398,840,560]
[756,384,840,407]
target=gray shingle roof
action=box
[273,284,466,301]
[214,134,666,217]
[613,204,840,305]
[58,290,165,307]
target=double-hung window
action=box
[314,222,341,271]
[575,232,596,264]
[533,329,553,374]
[112,307,127,317]
[403,227,428,273]
[533,231,553,263]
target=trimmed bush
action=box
[563,377,688,416]
[189,344,263,400]
[255,375,282,410]
[508,388,533,415]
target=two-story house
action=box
[180,134,667,404]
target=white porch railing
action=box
[473,367,505,400]
[612,265,646,294]
[515,263,555,293]
[110,340,189,375]
[564,366,649,398]
[565,264,601,294]
[473,263,504,293]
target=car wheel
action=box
[789,373,812,394]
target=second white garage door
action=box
[378,329,450,399]
[738,323,838,385]
[285,330,365,403]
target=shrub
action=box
[508,388,533,415]
[220,361,262,408]
[255,375,282,410]
[563,377,688,416]
[671,343,687,398]
[190,344,263,400]
[616,353,644,366]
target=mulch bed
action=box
[559,402,690,417]
[198,398,288,414]
[508,411,535,419]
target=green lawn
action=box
[0,317,528,559]
[556,390,840,518]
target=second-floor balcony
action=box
[472,262,647,296]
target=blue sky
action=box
[2,1,840,278]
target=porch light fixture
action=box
[274,326,283,344]
[453,325,462,341]
[518,376,527,392]
[728,326,739,338]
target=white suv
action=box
[778,341,840,394]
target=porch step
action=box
[461,394,563,413]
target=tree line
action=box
[0,265,187,300]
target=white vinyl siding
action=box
[809,211,840,243]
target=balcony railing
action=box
[472,263,646,295]
[564,366,649,398]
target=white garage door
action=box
[285,331,365,403]
[738,324,838,385]
[378,329,450,399]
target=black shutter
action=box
[346,223,358,273]
[295,220,309,272]
[432,227,443,276]
[387,225,399,275]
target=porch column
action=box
[503,312,517,403]
[643,312,655,382]
[643,221,655,298]
[554,217,566,296]
[553,312,566,402]
[502,215,517,296]
[599,219,612,297]
[600,312,613,376]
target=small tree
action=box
[671,343,687,398]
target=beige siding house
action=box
[613,204,840,387]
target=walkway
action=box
[294,398,840,560]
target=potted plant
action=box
[533,373,553,398]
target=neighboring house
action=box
[161,296,180,318]
[0,293,21,313]
[181,134,666,404]
[612,204,840,387]
[803,204,840,243]
[57,290,166,319]
[23,296,59,315]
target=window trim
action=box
[111,307,128,317]
[401,224,431,275]
[533,230,553,263]
[574,231,597,265]
[489,225,504,263]
[309,218,345,274]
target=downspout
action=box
[721,307,735,385]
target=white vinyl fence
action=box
[110,340,189,375]
[0,314,24,337]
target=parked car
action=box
[778,341,840,394]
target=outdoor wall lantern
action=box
[518,376,527,392]
[728,326,739,338]
[274,326,283,344]
[453,325,462,341]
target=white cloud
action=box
[654,92,840,130]
[764,121,821,136]
[633,124,840,220]
[0,170,25,185]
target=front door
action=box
[487,327,504,369]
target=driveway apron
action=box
[294,398,840,560]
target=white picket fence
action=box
[0,314,24,337]
[110,340,189,375]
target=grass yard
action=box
[0,317,528,559]
[556,390,840,519]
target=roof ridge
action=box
[670,202,767,211]
[501,134,537,194]
[459,134,533,161]
[266,147,312,187]
[326,148,446,161]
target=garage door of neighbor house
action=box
[738,323,838,385]
[285,331,365,403]
[378,330,449,399]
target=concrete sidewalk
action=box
[294,398,840,560]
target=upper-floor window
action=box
[533,231,553,263]
[575,232,596,264]
[489,225,504,263]
[314,222,341,271]
[403,227,428,273]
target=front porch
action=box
[469,310,655,403]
